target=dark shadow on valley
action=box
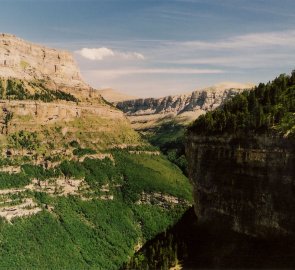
[124,207,295,269]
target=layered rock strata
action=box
[0,33,88,90]
[186,133,295,237]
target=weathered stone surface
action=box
[117,88,243,117]
[0,100,123,127]
[0,33,88,90]
[186,133,295,237]
[116,86,251,131]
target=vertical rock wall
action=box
[186,134,295,237]
[0,33,88,90]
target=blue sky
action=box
[1,0,295,97]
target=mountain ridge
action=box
[115,84,253,134]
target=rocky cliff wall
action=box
[116,87,248,132]
[0,100,123,127]
[186,134,295,237]
[0,33,88,91]
[117,88,243,117]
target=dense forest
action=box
[0,149,192,269]
[189,71,295,137]
[147,121,188,175]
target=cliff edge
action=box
[186,72,295,237]
[0,33,91,95]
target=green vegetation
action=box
[0,149,192,269]
[55,151,192,200]
[73,147,97,157]
[0,73,193,268]
[9,131,40,152]
[0,172,30,189]
[0,196,188,270]
[0,200,138,269]
[147,120,188,175]
[59,160,85,179]
[0,78,79,102]
[65,115,141,150]
[21,164,61,180]
[6,79,30,100]
[130,204,186,240]
[189,71,295,137]
[113,151,192,202]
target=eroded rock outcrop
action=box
[0,33,88,90]
[116,85,251,131]
[117,88,243,116]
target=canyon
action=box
[128,72,295,269]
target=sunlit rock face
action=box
[117,88,245,117]
[186,133,295,237]
[116,86,251,132]
[0,33,88,90]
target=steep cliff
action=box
[116,85,251,132]
[0,33,88,91]
[186,134,295,237]
[187,72,295,237]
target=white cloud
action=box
[78,47,115,60]
[76,47,145,61]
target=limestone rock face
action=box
[0,34,140,150]
[186,133,295,237]
[117,88,244,116]
[116,87,249,131]
[0,33,88,90]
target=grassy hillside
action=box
[144,120,188,175]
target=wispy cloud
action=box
[178,29,295,50]
[76,29,295,97]
[85,68,224,79]
[76,47,145,61]
[155,29,295,69]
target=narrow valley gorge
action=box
[2,1,295,269]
